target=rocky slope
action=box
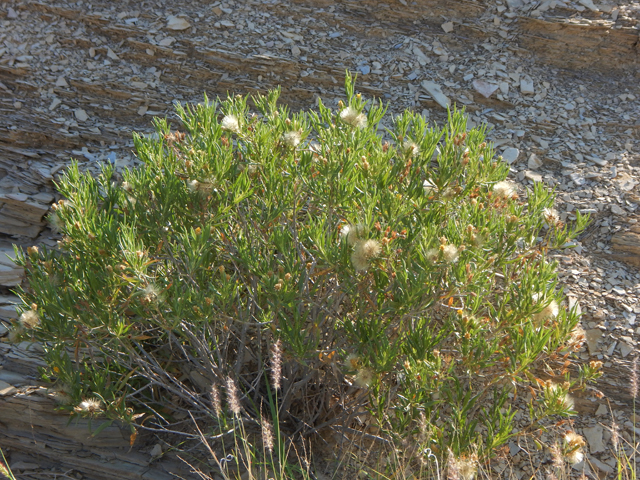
[0,0,639,478]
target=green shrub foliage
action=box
[14,74,591,462]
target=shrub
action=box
[13,74,594,475]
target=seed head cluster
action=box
[226,376,241,415]
[270,339,283,391]
[545,381,574,411]
[563,431,586,465]
[261,417,274,453]
[210,383,222,417]
[447,449,478,480]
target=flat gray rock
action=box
[421,80,450,109]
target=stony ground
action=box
[0,0,639,478]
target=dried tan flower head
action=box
[19,310,40,329]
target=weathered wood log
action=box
[611,225,640,267]
[518,17,640,73]
[0,392,195,480]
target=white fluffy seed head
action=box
[545,382,574,411]
[563,432,586,465]
[345,354,360,370]
[221,114,241,133]
[492,181,516,198]
[360,239,382,259]
[403,139,420,157]
[425,248,439,264]
[457,456,478,480]
[341,223,367,246]
[142,284,161,305]
[75,398,103,414]
[351,249,369,271]
[441,244,459,263]
[355,367,373,388]
[282,130,302,148]
[188,179,214,194]
[8,325,24,343]
[532,293,559,322]
[50,389,72,405]
[351,239,381,272]
[543,207,560,227]
[340,107,367,129]
[19,310,40,329]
